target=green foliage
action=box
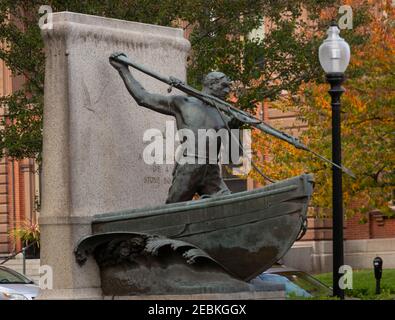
[9,221,40,247]
[316,269,395,300]
[252,2,394,216]
[0,0,345,160]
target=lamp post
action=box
[319,22,350,300]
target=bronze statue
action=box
[74,53,319,297]
[74,48,355,297]
[110,52,239,203]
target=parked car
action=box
[251,264,333,299]
[0,266,39,300]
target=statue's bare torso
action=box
[172,96,229,132]
[110,53,233,203]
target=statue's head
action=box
[202,72,231,100]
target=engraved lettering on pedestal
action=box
[143,176,161,189]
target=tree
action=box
[0,0,346,160]
[252,0,394,217]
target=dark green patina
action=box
[75,174,313,295]
[74,55,316,296]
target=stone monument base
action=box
[106,290,285,300]
[38,289,285,300]
[37,288,103,300]
[39,11,189,299]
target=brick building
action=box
[0,13,393,257]
[0,59,39,255]
[262,105,395,242]
[265,105,395,272]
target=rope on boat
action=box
[296,215,308,241]
[210,98,276,184]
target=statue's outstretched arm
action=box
[110,53,175,116]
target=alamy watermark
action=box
[338,5,353,30]
[38,5,53,30]
[39,264,53,290]
[339,265,353,290]
[38,2,394,32]
[142,121,252,175]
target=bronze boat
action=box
[77,174,314,282]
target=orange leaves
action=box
[350,2,395,74]
[346,92,366,113]
[251,129,308,183]
[248,1,394,217]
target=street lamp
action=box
[319,21,350,300]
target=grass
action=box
[315,269,395,300]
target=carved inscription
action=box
[144,176,160,184]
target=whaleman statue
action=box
[73,49,355,297]
[110,52,239,203]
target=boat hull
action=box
[90,174,314,281]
